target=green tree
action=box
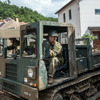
[0,1,57,23]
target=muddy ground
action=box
[0,88,100,100]
[0,89,19,100]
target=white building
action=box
[56,0,100,46]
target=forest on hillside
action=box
[0,0,58,22]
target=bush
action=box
[82,34,95,45]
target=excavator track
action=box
[39,69,100,100]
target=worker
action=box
[47,30,64,84]
[7,38,20,55]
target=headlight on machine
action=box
[28,68,33,77]
[27,66,37,80]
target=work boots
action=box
[48,76,54,84]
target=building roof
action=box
[0,20,20,29]
[55,0,75,14]
[0,20,5,27]
[0,17,26,38]
[0,17,26,29]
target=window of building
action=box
[63,13,66,22]
[95,9,100,15]
[69,9,72,20]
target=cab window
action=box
[6,38,20,58]
[22,28,37,58]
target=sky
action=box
[1,0,71,18]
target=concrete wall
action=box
[79,0,100,36]
[58,0,81,38]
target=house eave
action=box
[88,27,100,31]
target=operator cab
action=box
[42,25,70,81]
